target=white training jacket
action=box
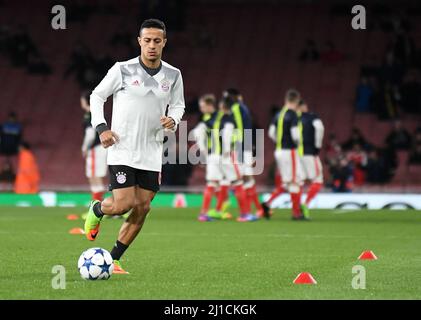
[90,57,185,172]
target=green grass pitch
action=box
[0,206,420,299]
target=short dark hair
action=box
[139,19,166,38]
[199,94,217,107]
[221,96,235,110]
[285,89,300,103]
[224,88,240,96]
[222,88,240,102]
[298,99,306,106]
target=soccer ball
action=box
[78,248,114,280]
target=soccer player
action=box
[193,94,232,221]
[84,19,185,274]
[265,89,305,220]
[80,91,107,202]
[221,88,263,217]
[260,171,284,219]
[297,100,324,218]
[194,96,256,222]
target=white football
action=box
[78,248,114,280]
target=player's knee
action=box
[133,201,151,215]
[141,202,151,215]
[112,201,133,215]
[129,208,145,224]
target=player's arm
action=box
[162,72,185,131]
[290,113,300,145]
[268,124,276,142]
[221,122,235,156]
[81,126,96,157]
[268,113,278,142]
[240,105,253,130]
[90,62,122,148]
[313,118,325,152]
[191,122,208,153]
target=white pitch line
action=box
[0,230,419,240]
[332,209,361,214]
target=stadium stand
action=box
[0,0,420,191]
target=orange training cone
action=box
[69,228,85,235]
[66,214,79,220]
[293,272,317,284]
[358,250,377,260]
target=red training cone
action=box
[69,228,85,235]
[173,193,187,208]
[358,250,377,260]
[293,272,317,284]
[66,214,79,220]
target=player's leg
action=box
[299,155,311,218]
[220,179,232,213]
[110,169,160,273]
[84,186,136,240]
[209,178,232,220]
[100,165,138,215]
[199,154,222,221]
[110,186,156,274]
[233,179,257,222]
[82,147,108,220]
[88,177,105,200]
[241,150,263,215]
[85,148,105,201]
[215,180,229,212]
[261,150,284,218]
[84,165,137,241]
[280,149,303,219]
[199,180,218,221]
[303,156,323,212]
[222,153,256,222]
[90,145,108,201]
[264,172,284,205]
[293,151,310,220]
[115,187,155,245]
[99,188,135,215]
[244,176,263,215]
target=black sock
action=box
[93,202,104,218]
[110,240,129,261]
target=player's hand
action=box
[99,130,119,148]
[160,116,175,130]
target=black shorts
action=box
[108,165,160,193]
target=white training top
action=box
[90,57,185,172]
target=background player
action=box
[297,100,325,219]
[80,91,107,202]
[265,89,305,220]
[194,95,256,222]
[84,19,185,274]
[260,171,283,219]
[221,88,263,217]
[193,94,229,221]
